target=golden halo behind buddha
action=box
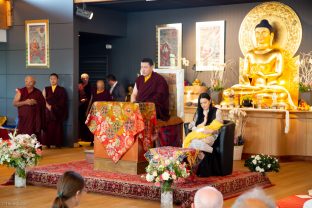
[239,1,302,57]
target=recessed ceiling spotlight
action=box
[76,4,93,20]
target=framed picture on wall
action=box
[156,23,182,69]
[196,20,225,71]
[25,19,49,68]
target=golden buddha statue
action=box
[221,19,297,109]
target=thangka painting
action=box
[154,69,184,118]
[196,21,225,71]
[156,23,182,69]
[25,19,49,68]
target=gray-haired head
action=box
[192,186,223,208]
[232,188,276,208]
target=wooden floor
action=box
[0,147,312,208]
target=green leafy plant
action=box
[299,82,311,93]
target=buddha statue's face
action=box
[255,27,273,48]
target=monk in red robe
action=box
[78,73,93,142]
[13,76,45,142]
[86,80,112,116]
[131,58,170,121]
[90,80,112,103]
[42,73,68,148]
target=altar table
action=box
[221,108,312,160]
[86,102,157,174]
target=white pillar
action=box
[0,30,7,42]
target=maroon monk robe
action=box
[17,87,46,142]
[91,89,112,103]
[135,71,170,121]
[43,86,68,147]
[85,89,112,117]
[78,83,93,142]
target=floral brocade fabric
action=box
[85,102,157,163]
[145,146,200,168]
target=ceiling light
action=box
[76,4,93,20]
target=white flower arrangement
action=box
[245,154,280,174]
[144,156,190,192]
[0,131,42,178]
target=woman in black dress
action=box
[187,92,223,177]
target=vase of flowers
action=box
[0,131,42,188]
[15,167,26,187]
[244,154,280,175]
[233,136,245,160]
[160,186,173,208]
[144,156,190,208]
[241,95,253,107]
[299,51,312,105]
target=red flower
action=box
[36,149,42,156]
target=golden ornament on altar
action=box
[192,79,202,86]
[221,1,302,110]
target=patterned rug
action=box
[20,160,271,207]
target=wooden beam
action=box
[0,0,8,29]
[6,0,12,27]
[74,0,143,4]
[0,0,12,29]
[74,0,117,3]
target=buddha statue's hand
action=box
[256,71,265,77]
[240,74,251,85]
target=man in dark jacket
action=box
[107,74,126,102]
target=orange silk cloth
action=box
[85,102,157,163]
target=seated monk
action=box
[86,79,112,115]
[13,76,45,142]
[131,58,170,121]
[222,19,296,109]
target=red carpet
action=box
[20,160,271,207]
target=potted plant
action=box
[299,51,312,105]
[241,95,253,107]
[210,79,224,104]
[0,131,42,187]
[233,136,245,160]
[244,154,280,175]
[144,156,190,208]
[228,108,247,160]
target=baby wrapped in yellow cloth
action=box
[183,119,223,153]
